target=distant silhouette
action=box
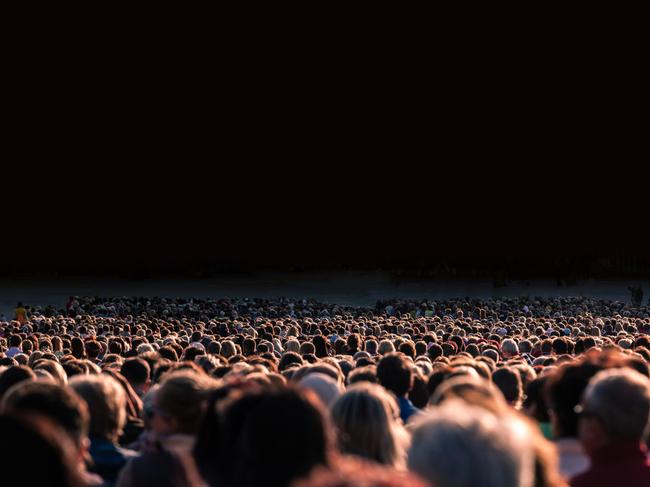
[14,302,27,323]
[628,285,644,306]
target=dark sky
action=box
[3,166,646,278]
[4,73,645,278]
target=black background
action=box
[3,62,646,279]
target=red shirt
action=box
[570,442,650,487]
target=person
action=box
[523,376,553,440]
[492,366,524,408]
[0,413,87,487]
[194,385,331,487]
[299,372,343,408]
[116,370,215,487]
[0,364,36,400]
[69,374,138,485]
[408,400,536,487]
[5,334,23,359]
[0,292,648,486]
[570,368,650,487]
[376,353,420,424]
[1,380,103,485]
[121,358,151,397]
[543,355,617,479]
[15,302,27,323]
[331,382,408,468]
[628,285,644,306]
[292,457,427,487]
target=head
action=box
[120,357,151,396]
[430,375,507,416]
[0,414,86,487]
[577,368,650,454]
[377,353,413,398]
[378,340,396,355]
[543,356,613,438]
[298,372,343,408]
[2,381,90,455]
[33,359,67,386]
[0,365,36,400]
[331,382,407,468]
[408,401,535,487]
[293,457,427,487]
[151,370,215,436]
[200,385,331,487]
[501,339,519,358]
[492,367,523,408]
[69,374,127,443]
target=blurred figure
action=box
[116,371,215,487]
[408,401,535,487]
[377,353,420,424]
[571,368,650,487]
[0,414,87,487]
[15,302,27,323]
[70,374,138,485]
[1,381,103,485]
[0,365,35,400]
[194,385,331,487]
[331,382,408,468]
[292,457,427,487]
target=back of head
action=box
[214,386,330,487]
[377,353,412,397]
[408,401,534,487]
[331,382,405,467]
[69,374,126,442]
[155,370,215,435]
[492,367,523,407]
[582,368,650,443]
[121,357,150,387]
[33,359,67,386]
[501,339,519,357]
[2,381,88,447]
[299,372,343,408]
[430,375,507,416]
[0,414,85,487]
[543,357,610,438]
[293,457,428,487]
[0,365,36,400]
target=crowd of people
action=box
[1,294,649,487]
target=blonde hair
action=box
[331,382,409,468]
[430,375,507,416]
[285,339,300,354]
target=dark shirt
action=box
[397,396,420,424]
[570,441,650,487]
[89,437,138,485]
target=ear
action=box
[78,437,92,466]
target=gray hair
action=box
[378,340,395,355]
[285,339,300,354]
[137,343,155,354]
[501,339,519,356]
[582,368,650,442]
[408,401,534,487]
